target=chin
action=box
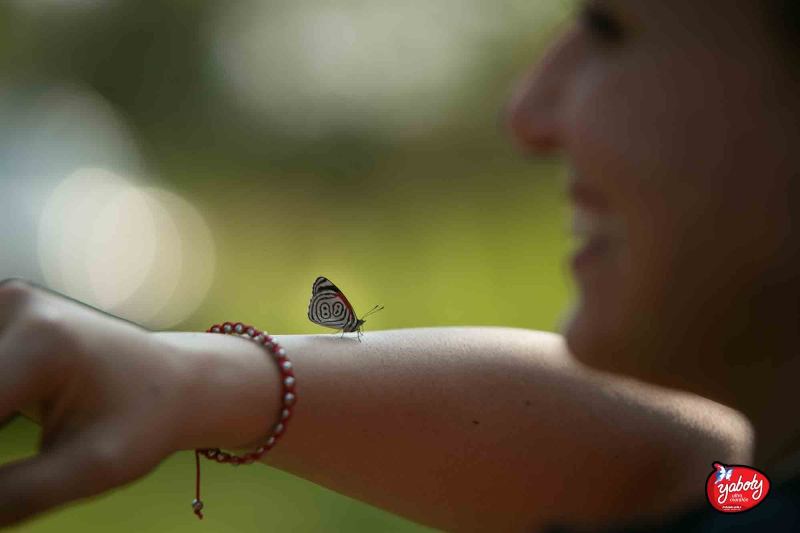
[559,303,603,364]
[559,300,651,381]
[560,300,715,399]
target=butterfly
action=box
[307,276,383,341]
[715,464,734,484]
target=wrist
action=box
[156,331,282,453]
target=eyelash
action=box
[580,5,625,44]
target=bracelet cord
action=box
[192,322,297,519]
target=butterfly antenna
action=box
[361,304,384,319]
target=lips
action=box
[566,180,624,272]
[570,204,625,243]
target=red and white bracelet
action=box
[191,322,297,519]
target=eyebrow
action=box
[577,0,618,23]
[580,0,627,16]
[580,0,612,10]
[579,1,609,23]
[578,0,641,35]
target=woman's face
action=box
[508,1,799,400]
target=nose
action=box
[504,25,581,155]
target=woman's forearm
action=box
[161,327,753,532]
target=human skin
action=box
[506,0,800,469]
[0,280,750,531]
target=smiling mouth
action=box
[570,201,624,240]
[570,236,614,272]
[567,185,624,273]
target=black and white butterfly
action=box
[307,276,383,341]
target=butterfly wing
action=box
[308,277,359,332]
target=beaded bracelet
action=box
[191,322,297,519]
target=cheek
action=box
[566,62,689,297]
[562,52,799,376]
[559,58,736,361]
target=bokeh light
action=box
[208,0,572,139]
[37,167,158,310]
[0,81,144,285]
[110,186,216,329]
[36,169,216,327]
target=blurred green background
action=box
[0,1,577,531]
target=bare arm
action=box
[166,327,754,532]
[0,281,751,531]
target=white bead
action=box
[281,408,290,419]
[256,446,265,454]
[284,376,295,387]
[277,348,286,357]
[211,326,221,333]
[281,361,292,371]
[274,423,284,434]
[246,327,255,336]
[234,323,243,333]
[223,324,232,333]
[254,334,265,343]
[267,436,276,446]
[284,392,295,405]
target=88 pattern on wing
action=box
[307,276,383,340]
